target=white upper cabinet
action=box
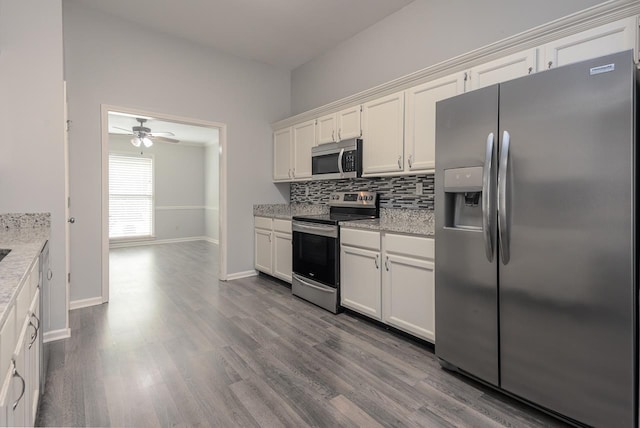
[316,106,362,145]
[273,127,293,181]
[292,119,315,180]
[316,113,337,144]
[362,91,405,176]
[337,105,362,141]
[468,48,538,91]
[273,120,315,182]
[543,16,638,70]
[404,73,464,172]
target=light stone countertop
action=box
[340,208,434,237]
[0,213,50,327]
[253,203,329,220]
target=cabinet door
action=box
[316,113,337,145]
[337,105,361,141]
[254,228,273,274]
[28,292,40,424]
[340,245,382,320]
[292,119,315,179]
[405,74,464,172]
[362,91,405,175]
[273,232,292,283]
[11,321,28,428]
[0,367,12,427]
[383,253,435,342]
[273,127,293,181]
[469,48,537,91]
[543,16,637,70]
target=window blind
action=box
[109,153,154,239]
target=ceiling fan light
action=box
[142,137,153,147]
[131,137,142,147]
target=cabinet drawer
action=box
[254,216,273,230]
[30,260,40,296]
[341,228,380,250]
[384,233,434,259]
[0,306,15,376]
[16,281,31,322]
[273,219,291,234]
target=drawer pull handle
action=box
[11,360,25,411]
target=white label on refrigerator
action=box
[590,64,615,75]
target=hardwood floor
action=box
[36,241,567,427]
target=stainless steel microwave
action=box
[311,138,363,180]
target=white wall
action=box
[109,135,206,241]
[64,2,291,302]
[291,0,608,113]
[204,142,220,242]
[0,1,67,334]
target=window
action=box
[109,153,154,239]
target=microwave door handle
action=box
[338,148,345,177]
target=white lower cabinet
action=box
[254,217,292,283]
[382,234,435,342]
[340,228,435,343]
[340,245,382,320]
[273,219,293,283]
[0,251,43,428]
[254,226,273,275]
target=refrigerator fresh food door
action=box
[435,85,499,386]
[498,50,636,427]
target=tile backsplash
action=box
[290,174,434,210]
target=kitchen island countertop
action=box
[0,213,50,327]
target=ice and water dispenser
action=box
[443,166,484,230]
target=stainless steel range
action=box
[292,192,378,313]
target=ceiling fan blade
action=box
[148,131,175,137]
[152,136,180,144]
[111,126,134,134]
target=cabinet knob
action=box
[68,217,75,224]
[397,156,402,169]
[332,130,335,141]
[408,155,413,169]
[548,61,553,69]
[385,256,390,271]
[374,254,379,269]
[338,129,341,141]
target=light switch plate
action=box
[416,182,423,195]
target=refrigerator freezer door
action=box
[435,85,499,386]
[498,51,636,427]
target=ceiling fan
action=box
[113,118,180,147]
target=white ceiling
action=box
[108,112,219,146]
[78,0,415,70]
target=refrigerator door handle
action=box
[498,130,510,264]
[482,132,495,262]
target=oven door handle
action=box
[337,148,345,177]
[293,275,335,293]
[292,222,338,238]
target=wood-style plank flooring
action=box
[36,241,567,427]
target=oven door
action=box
[312,152,341,180]
[292,221,339,287]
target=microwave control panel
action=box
[343,151,357,172]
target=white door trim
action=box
[100,104,228,304]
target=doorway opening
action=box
[101,105,228,302]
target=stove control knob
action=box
[358,196,363,201]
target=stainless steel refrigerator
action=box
[434,50,636,427]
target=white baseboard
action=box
[70,296,104,310]
[43,328,71,343]
[110,236,208,248]
[225,270,258,281]
[202,237,219,245]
